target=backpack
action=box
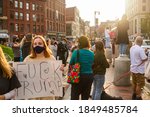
[109,31,116,39]
[58,42,67,52]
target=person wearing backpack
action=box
[57,38,69,67]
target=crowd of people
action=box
[0,14,150,100]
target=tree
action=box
[0,44,14,61]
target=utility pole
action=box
[94,11,100,40]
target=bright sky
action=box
[66,0,125,26]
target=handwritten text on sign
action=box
[13,61,62,99]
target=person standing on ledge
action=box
[116,14,129,57]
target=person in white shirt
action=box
[130,36,147,100]
[104,27,111,48]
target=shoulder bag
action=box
[67,50,80,84]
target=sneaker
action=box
[101,91,123,100]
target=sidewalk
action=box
[63,65,150,100]
[104,66,132,100]
[104,65,150,100]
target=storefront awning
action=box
[0,33,9,38]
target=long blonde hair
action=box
[30,35,53,58]
[0,47,12,78]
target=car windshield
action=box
[142,40,150,45]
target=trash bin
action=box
[113,56,131,86]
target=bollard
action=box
[113,56,131,86]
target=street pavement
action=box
[62,64,150,100]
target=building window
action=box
[26,13,30,21]
[15,1,18,8]
[55,10,58,20]
[141,18,146,33]
[15,12,19,19]
[27,24,30,33]
[36,4,39,11]
[9,0,14,8]
[135,19,137,33]
[41,15,44,22]
[20,13,23,20]
[41,25,44,32]
[142,6,146,11]
[10,23,14,32]
[20,24,24,32]
[32,4,36,11]
[32,14,36,21]
[26,3,29,10]
[41,6,44,12]
[37,25,40,32]
[50,22,52,31]
[47,21,49,30]
[33,25,36,33]
[37,14,40,22]
[15,24,19,32]
[53,11,55,20]
[50,10,52,20]
[20,1,23,9]
[10,11,14,19]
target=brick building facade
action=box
[0,0,66,39]
[46,0,66,40]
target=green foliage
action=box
[0,44,14,61]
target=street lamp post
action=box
[94,11,100,39]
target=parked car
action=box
[141,40,150,50]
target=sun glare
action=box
[66,0,125,26]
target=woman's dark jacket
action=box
[116,20,129,44]
[92,51,109,75]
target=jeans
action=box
[119,43,127,54]
[105,37,111,48]
[92,75,105,100]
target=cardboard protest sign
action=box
[13,61,63,99]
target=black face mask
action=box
[34,46,45,54]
